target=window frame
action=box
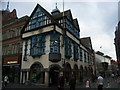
[50,33,60,54]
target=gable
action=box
[23,4,54,32]
[80,37,93,50]
[73,19,80,31]
[66,10,73,21]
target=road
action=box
[76,77,119,88]
[1,77,120,90]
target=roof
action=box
[51,8,60,13]
[1,9,18,25]
[52,10,80,31]
[52,9,72,19]
[80,37,93,51]
[73,19,80,30]
[21,4,57,34]
[104,55,112,59]
[2,15,29,29]
[96,51,104,56]
[22,4,80,36]
[29,4,55,22]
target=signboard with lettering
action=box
[3,56,19,65]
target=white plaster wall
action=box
[22,25,54,38]
[21,25,93,71]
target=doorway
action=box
[49,65,60,86]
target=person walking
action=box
[58,73,65,90]
[91,73,96,83]
[69,74,76,90]
[106,81,111,88]
[111,73,115,80]
[97,73,104,90]
[4,75,8,87]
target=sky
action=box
[0,0,119,60]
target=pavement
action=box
[76,77,119,88]
[1,77,120,89]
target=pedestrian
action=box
[58,73,65,90]
[80,75,83,82]
[97,73,104,90]
[69,74,76,90]
[115,73,118,81]
[91,73,95,83]
[111,73,115,80]
[106,81,111,88]
[4,75,8,87]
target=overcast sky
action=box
[1,0,119,60]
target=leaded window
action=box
[74,43,79,61]
[80,47,83,61]
[88,53,91,64]
[50,33,60,53]
[65,18,79,38]
[24,40,28,55]
[65,37,72,58]
[25,8,52,31]
[84,50,87,62]
[30,35,46,56]
[24,39,28,61]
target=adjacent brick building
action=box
[1,8,28,83]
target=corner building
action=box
[20,4,94,86]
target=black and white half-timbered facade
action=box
[20,4,95,86]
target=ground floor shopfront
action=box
[2,65,20,83]
[2,55,22,83]
[20,62,93,86]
